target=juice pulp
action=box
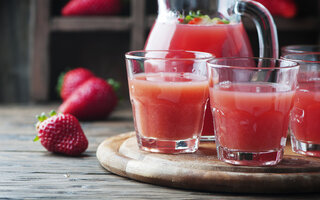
[291,80,320,143]
[210,83,294,151]
[129,72,209,140]
[145,21,253,136]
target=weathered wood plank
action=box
[51,17,132,31]
[0,134,125,152]
[29,0,50,101]
[0,0,32,103]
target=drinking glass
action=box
[207,57,299,166]
[282,53,320,157]
[125,50,213,154]
[282,45,320,55]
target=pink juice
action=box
[145,21,253,57]
[129,73,209,140]
[210,83,295,151]
[145,21,253,137]
[291,80,320,144]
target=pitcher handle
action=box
[235,0,279,59]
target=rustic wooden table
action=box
[1,103,319,199]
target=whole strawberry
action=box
[58,77,119,121]
[57,68,94,101]
[62,0,121,16]
[254,0,297,18]
[34,111,88,156]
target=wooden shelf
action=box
[51,16,132,31]
[30,0,146,102]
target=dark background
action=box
[0,0,319,103]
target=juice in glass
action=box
[291,81,320,145]
[130,73,208,141]
[145,21,253,139]
[207,57,299,166]
[126,50,211,154]
[211,83,294,152]
[282,52,320,158]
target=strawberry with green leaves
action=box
[58,77,119,121]
[35,111,88,156]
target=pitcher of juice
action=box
[145,0,279,141]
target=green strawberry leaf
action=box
[49,110,57,117]
[107,79,123,101]
[220,18,230,24]
[33,135,39,142]
[56,71,66,97]
[36,112,48,122]
[107,79,121,92]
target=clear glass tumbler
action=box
[282,53,320,157]
[207,57,299,166]
[282,45,320,55]
[125,50,213,154]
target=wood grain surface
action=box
[1,103,320,199]
[97,132,320,194]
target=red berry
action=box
[58,77,118,121]
[35,111,88,156]
[58,68,94,101]
[62,0,122,16]
[178,18,184,23]
[254,0,297,18]
[216,21,225,25]
[188,17,202,24]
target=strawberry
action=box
[62,0,122,16]
[254,0,297,18]
[188,17,202,24]
[57,68,95,101]
[58,77,119,121]
[34,111,88,156]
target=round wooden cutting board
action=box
[97,132,320,194]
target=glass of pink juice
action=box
[125,50,212,154]
[282,53,320,157]
[207,57,299,166]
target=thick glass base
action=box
[217,145,284,166]
[200,135,215,142]
[136,133,199,154]
[291,135,320,157]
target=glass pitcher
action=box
[145,0,279,140]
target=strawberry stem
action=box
[49,110,57,117]
[33,135,39,142]
[107,79,121,92]
[36,112,48,122]
[56,72,66,97]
